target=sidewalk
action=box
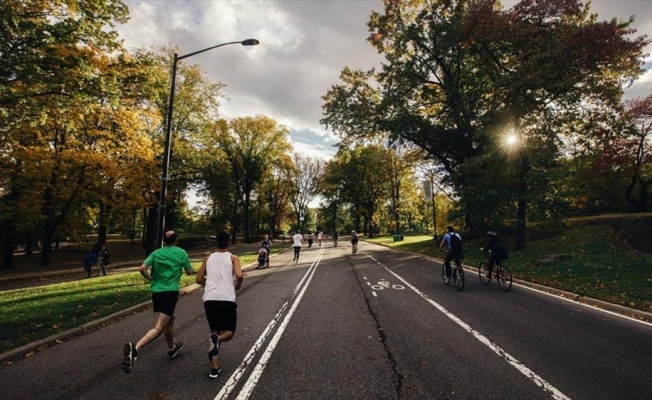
[0,241,273,289]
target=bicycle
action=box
[441,250,465,291]
[478,250,512,292]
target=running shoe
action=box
[209,367,222,379]
[208,333,219,362]
[168,341,185,359]
[122,343,138,373]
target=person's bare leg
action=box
[136,313,172,351]
[211,330,234,369]
[163,316,176,350]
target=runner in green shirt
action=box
[122,231,193,373]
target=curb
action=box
[410,248,652,324]
[0,252,277,367]
[0,284,202,366]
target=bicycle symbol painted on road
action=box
[370,279,405,291]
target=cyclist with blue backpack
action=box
[439,226,464,280]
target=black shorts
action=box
[204,301,238,332]
[152,291,179,317]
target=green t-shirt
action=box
[143,246,192,292]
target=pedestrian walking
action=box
[121,231,193,373]
[195,231,244,379]
[292,230,303,262]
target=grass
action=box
[0,245,285,356]
[366,225,652,314]
[0,269,199,355]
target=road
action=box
[1,241,651,399]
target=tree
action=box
[261,157,295,235]
[323,144,391,237]
[0,1,163,267]
[323,0,649,248]
[619,94,652,211]
[384,142,421,235]
[222,116,292,242]
[288,153,325,232]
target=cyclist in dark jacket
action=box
[481,231,508,277]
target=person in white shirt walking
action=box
[292,230,303,263]
[195,231,244,379]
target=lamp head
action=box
[241,39,259,46]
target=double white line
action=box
[214,246,325,400]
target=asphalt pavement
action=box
[1,240,651,399]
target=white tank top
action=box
[202,252,236,302]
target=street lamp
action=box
[156,39,259,248]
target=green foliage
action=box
[322,0,649,244]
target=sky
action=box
[115,0,652,206]
[116,0,652,161]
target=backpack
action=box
[449,233,463,252]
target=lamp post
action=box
[156,39,259,248]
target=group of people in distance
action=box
[292,229,359,261]
[121,230,243,380]
[82,243,110,278]
[438,225,509,280]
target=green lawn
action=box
[0,246,284,356]
[366,226,652,314]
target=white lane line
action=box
[516,284,652,327]
[372,291,378,297]
[213,246,324,400]
[369,256,571,400]
[235,246,324,399]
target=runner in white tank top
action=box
[196,232,243,379]
[203,252,237,302]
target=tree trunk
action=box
[39,222,56,267]
[516,198,527,250]
[144,207,157,255]
[640,178,651,211]
[625,176,640,211]
[130,207,137,251]
[1,222,15,269]
[24,231,34,256]
[97,202,110,246]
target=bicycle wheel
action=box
[479,262,491,285]
[453,264,465,291]
[497,265,512,292]
[441,263,450,285]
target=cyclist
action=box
[438,226,463,281]
[481,231,508,278]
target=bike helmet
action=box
[487,231,496,236]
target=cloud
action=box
[118,0,652,168]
